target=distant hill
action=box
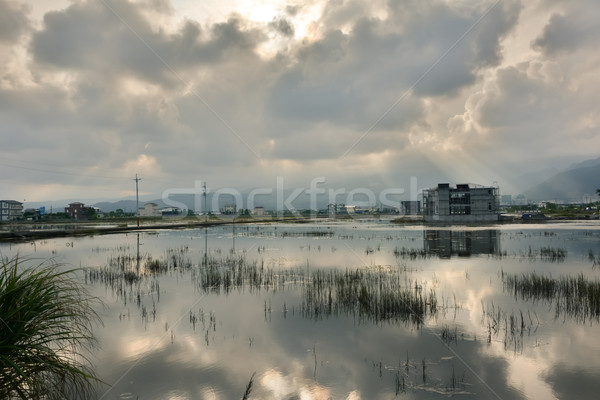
[524,164,600,202]
[93,200,139,213]
[565,156,600,171]
[93,194,198,213]
[511,167,560,193]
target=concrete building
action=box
[0,200,23,221]
[422,183,500,222]
[65,202,89,220]
[400,201,421,215]
[252,206,265,217]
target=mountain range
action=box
[90,156,600,208]
[19,156,600,211]
[523,159,600,202]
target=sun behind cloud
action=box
[121,154,163,176]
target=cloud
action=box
[269,17,295,37]
[266,0,522,162]
[532,1,600,56]
[30,1,266,88]
[1,0,599,201]
[0,0,30,43]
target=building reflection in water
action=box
[423,229,500,258]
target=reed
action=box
[503,272,600,322]
[521,246,567,262]
[0,256,102,399]
[193,252,437,325]
[241,372,255,400]
[300,268,437,325]
[393,247,430,260]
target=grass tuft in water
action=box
[0,256,102,399]
[300,268,437,325]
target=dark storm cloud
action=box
[267,0,521,134]
[387,0,521,96]
[0,0,30,43]
[532,2,600,56]
[30,0,265,87]
[476,64,559,128]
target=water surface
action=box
[2,220,599,399]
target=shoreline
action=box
[1,214,597,242]
[0,216,316,242]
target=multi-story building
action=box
[0,200,24,221]
[422,183,500,222]
[65,202,89,220]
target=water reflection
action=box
[424,229,500,258]
[2,222,600,399]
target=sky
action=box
[1,0,599,205]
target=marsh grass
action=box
[481,302,530,353]
[503,272,600,322]
[300,269,437,325]
[192,252,437,325]
[195,255,284,293]
[521,246,567,262]
[0,256,102,399]
[279,230,334,238]
[393,247,431,260]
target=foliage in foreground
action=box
[0,256,102,399]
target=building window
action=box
[488,202,492,211]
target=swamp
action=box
[1,220,600,399]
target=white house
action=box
[139,202,161,217]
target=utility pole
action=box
[203,182,208,267]
[203,182,207,223]
[134,174,142,227]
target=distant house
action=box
[160,207,181,217]
[0,200,24,221]
[23,208,42,220]
[92,207,103,218]
[328,204,350,216]
[220,204,237,214]
[252,206,265,217]
[139,202,161,217]
[422,183,500,222]
[65,202,89,220]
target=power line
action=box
[0,161,129,180]
[0,160,194,188]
